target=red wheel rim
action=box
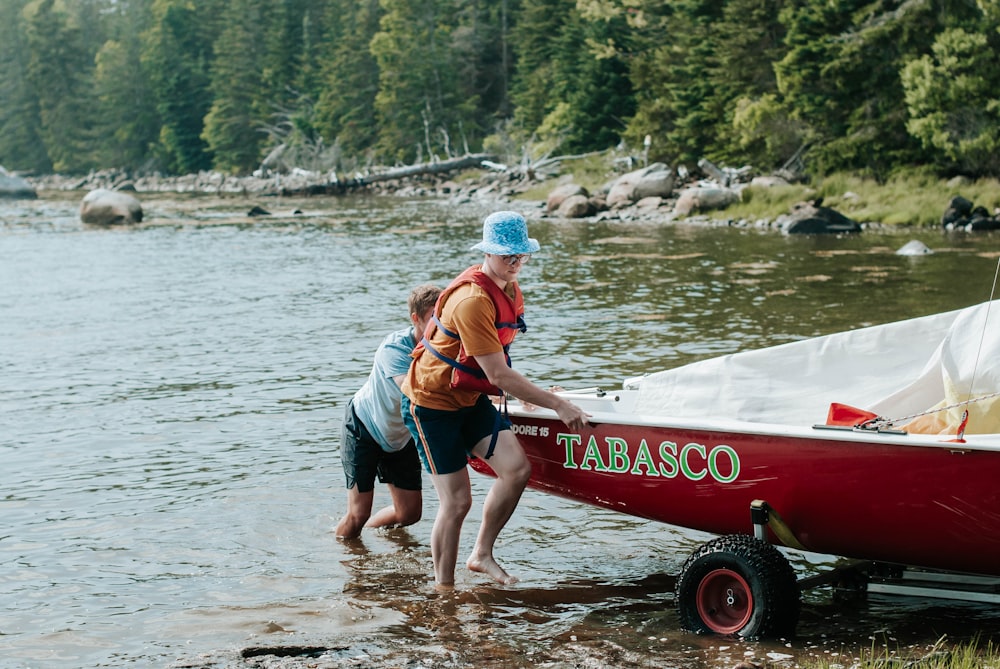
[695,568,753,634]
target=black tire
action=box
[675,534,799,639]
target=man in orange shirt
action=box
[401,211,590,586]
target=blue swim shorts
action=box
[401,394,511,476]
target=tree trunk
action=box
[278,153,497,196]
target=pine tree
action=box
[201,0,270,174]
[141,0,217,174]
[464,0,515,122]
[703,0,789,164]
[314,0,383,159]
[291,0,330,99]
[92,1,161,172]
[621,0,723,165]
[22,0,99,173]
[371,0,479,163]
[0,0,51,172]
[447,0,513,141]
[773,0,975,177]
[510,0,575,137]
[902,24,1000,176]
[555,6,635,153]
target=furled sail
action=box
[632,301,1000,434]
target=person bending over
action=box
[336,283,442,539]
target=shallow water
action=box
[2,191,999,668]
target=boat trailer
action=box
[673,499,1000,639]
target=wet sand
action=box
[168,547,1000,669]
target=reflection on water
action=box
[2,192,999,667]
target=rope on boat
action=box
[859,390,1000,430]
[966,255,1000,410]
[861,256,1000,433]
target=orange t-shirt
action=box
[403,281,517,410]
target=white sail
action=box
[632,301,1000,434]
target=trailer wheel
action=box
[675,534,799,639]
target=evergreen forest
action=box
[1,0,998,180]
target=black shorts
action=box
[341,399,421,492]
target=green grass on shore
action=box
[803,636,1000,669]
[512,153,1000,227]
[730,172,1000,227]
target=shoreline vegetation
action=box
[24,153,1000,231]
[4,0,999,197]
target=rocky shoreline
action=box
[18,164,994,233]
[22,166,807,232]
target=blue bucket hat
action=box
[471,211,541,255]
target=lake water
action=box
[2,190,999,668]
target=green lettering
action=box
[606,437,630,473]
[658,441,679,478]
[680,443,708,480]
[708,445,740,483]
[579,435,608,471]
[558,433,581,469]
[630,439,660,476]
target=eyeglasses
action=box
[500,254,531,266]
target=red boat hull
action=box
[471,412,1000,576]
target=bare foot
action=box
[466,554,519,585]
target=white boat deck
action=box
[510,300,1000,450]
[506,388,1000,450]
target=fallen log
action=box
[278,153,497,196]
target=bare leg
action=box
[366,484,422,528]
[428,469,473,585]
[336,485,374,539]
[466,431,531,584]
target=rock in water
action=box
[0,167,37,199]
[896,240,933,256]
[80,188,143,225]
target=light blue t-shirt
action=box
[352,328,417,453]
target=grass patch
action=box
[805,635,1000,669]
[513,150,630,201]
[516,181,553,202]
[562,152,626,192]
[726,172,1000,227]
[452,168,491,185]
[815,173,952,227]
[724,183,817,222]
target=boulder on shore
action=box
[557,194,597,218]
[941,195,1000,231]
[80,188,143,225]
[606,163,674,207]
[777,201,861,235]
[0,167,37,199]
[673,186,739,216]
[546,182,588,213]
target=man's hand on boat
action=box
[477,354,592,429]
[552,399,592,431]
